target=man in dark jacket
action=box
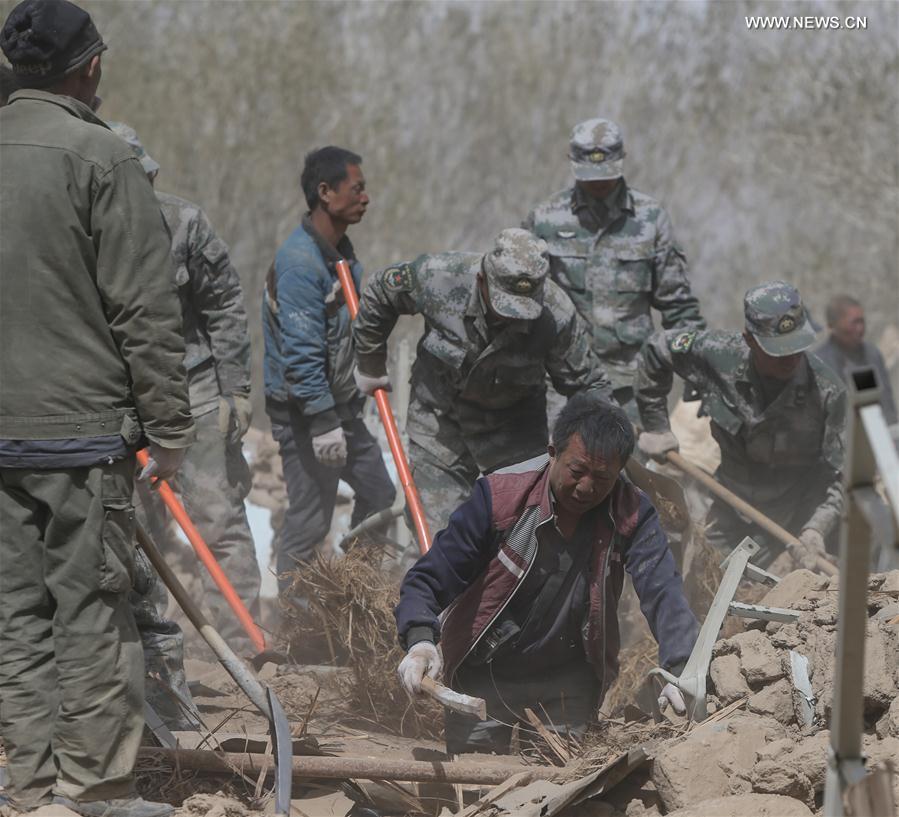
[395,396,697,754]
[0,1,193,815]
[263,146,395,592]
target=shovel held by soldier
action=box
[335,258,432,554]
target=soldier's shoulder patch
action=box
[384,264,413,291]
[670,331,696,354]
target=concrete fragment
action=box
[862,623,899,718]
[876,695,899,739]
[710,653,751,703]
[650,713,784,811]
[663,793,813,817]
[727,629,784,686]
[747,678,797,726]
[750,759,814,805]
[759,570,828,610]
[880,570,899,593]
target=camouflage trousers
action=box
[0,459,143,806]
[135,407,260,652]
[407,398,547,537]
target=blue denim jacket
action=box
[263,217,363,435]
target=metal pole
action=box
[823,366,899,816]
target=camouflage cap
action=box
[569,118,625,182]
[107,120,159,176]
[744,281,816,357]
[482,228,549,321]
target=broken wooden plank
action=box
[457,771,534,817]
[139,747,559,785]
[523,707,570,764]
[420,677,487,719]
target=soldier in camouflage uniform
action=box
[524,118,705,420]
[353,228,614,536]
[110,124,260,653]
[635,281,846,570]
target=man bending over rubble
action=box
[354,228,614,537]
[394,395,698,754]
[635,281,846,571]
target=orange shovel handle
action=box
[335,259,431,553]
[136,448,266,652]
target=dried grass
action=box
[279,546,443,739]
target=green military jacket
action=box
[524,183,704,390]
[156,191,251,413]
[0,90,193,447]
[635,329,846,536]
[354,251,613,415]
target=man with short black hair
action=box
[263,146,395,592]
[815,294,897,426]
[395,395,697,754]
[0,1,193,814]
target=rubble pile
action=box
[641,569,899,816]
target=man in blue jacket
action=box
[395,395,698,754]
[263,147,395,593]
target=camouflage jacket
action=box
[524,183,705,389]
[354,252,613,414]
[157,192,251,405]
[636,329,846,536]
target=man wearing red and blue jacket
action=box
[395,395,698,753]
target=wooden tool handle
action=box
[666,450,838,577]
[420,676,487,720]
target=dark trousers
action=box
[445,661,598,755]
[270,412,395,592]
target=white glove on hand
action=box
[637,430,680,462]
[218,393,253,443]
[311,426,347,468]
[790,528,826,571]
[139,444,187,483]
[353,367,392,397]
[658,683,686,716]
[397,641,442,696]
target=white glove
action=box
[354,367,392,397]
[658,682,686,715]
[397,641,442,696]
[637,430,680,462]
[139,444,187,483]
[311,426,347,468]
[789,528,826,571]
[218,393,253,443]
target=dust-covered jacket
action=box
[636,328,846,537]
[0,90,194,450]
[524,184,705,390]
[156,191,251,404]
[395,455,698,697]
[262,217,362,436]
[354,251,613,434]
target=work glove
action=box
[139,443,187,483]
[311,426,347,468]
[789,528,826,571]
[218,393,253,443]
[397,641,442,696]
[658,683,687,716]
[354,367,392,397]
[637,430,680,463]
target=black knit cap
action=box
[0,0,106,88]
